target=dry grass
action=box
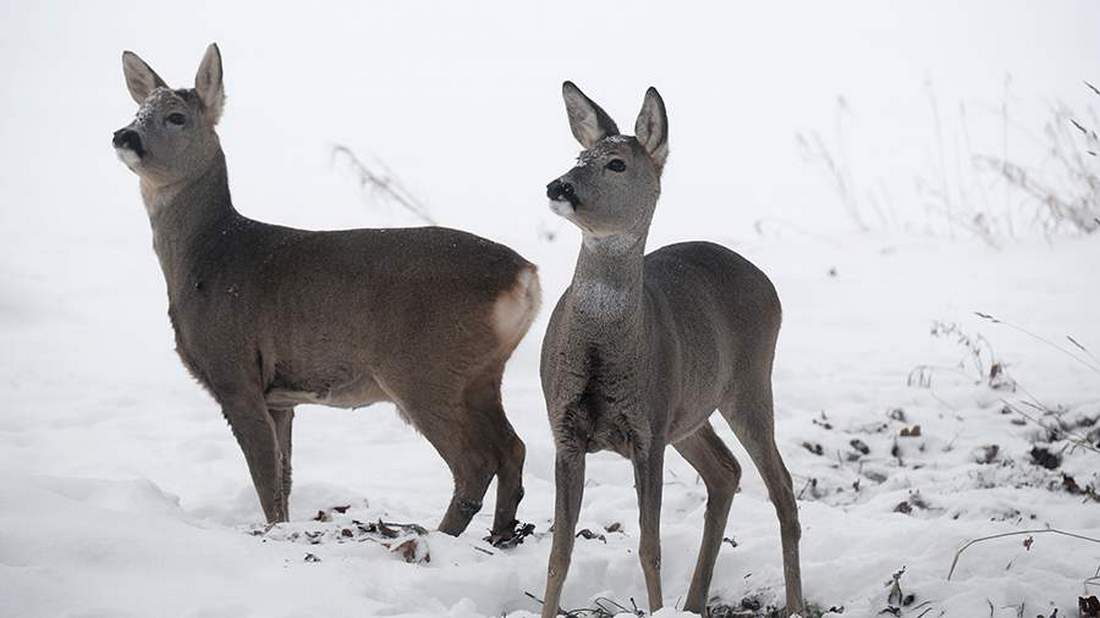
[798,81,1100,245]
[975,92,1100,237]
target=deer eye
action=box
[606,159,626,172]
[166,112,186,126]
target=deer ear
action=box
[634,87,669,171]
[195,43,225,124]
[122,51,167,105]
[562,81,619,148]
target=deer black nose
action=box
[112,128,144,156]
[547,179,575,201]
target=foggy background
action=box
[1,3,1098,617]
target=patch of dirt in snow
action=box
[256,505,434,564]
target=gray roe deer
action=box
[111,43,540,540]
[539,82,804,616]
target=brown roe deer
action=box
[111,44,540,541]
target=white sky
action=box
[1,1,1098,249]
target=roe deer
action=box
[112,43,540,540]
[538,82,804,616]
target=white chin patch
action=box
[549,199,574,217]
[115,147,141,168]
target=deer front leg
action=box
[222,394,286,524]
[269,407,294,518]
[632,443,666,613]
[541,452,586,618]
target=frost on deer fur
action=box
[571,278,631,315]
[574,136,635,168]
[133,87,179,125]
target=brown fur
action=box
[113,44,540,538]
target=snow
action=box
[4,236,1098,618]
[2,2,1099,617]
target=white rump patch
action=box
[492,266,541,347]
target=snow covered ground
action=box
[2,2,1098,617]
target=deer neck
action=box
[140,150,240,300]
[568,231,648,341]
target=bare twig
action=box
[753,216,842,245]
[974,312,1100,376]
[947,528,1100,581]
[926,79,956,239]
[1001,400,1100,455]
[796,97,873,232]
[331,144,436,225]
[1086,562,1100,593]
[1067,335,1100,369]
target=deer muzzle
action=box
[546,179,579,210]
[112,128,145,158]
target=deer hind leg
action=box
[720,381,804,617]
[463,368,526,540]
[673,420,741,615]
[403,395,499,537]
[269,406,295,517]
[490,419,526,537]
[437,451,495,536]
[633,442,667,613]
[221,391,286,524]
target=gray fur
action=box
[562,81,619,148]
[193,43,225,124]
[539,83,804,616]
[122,51,166,104]
[113,44,541,539]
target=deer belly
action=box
[264,374,388,409]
